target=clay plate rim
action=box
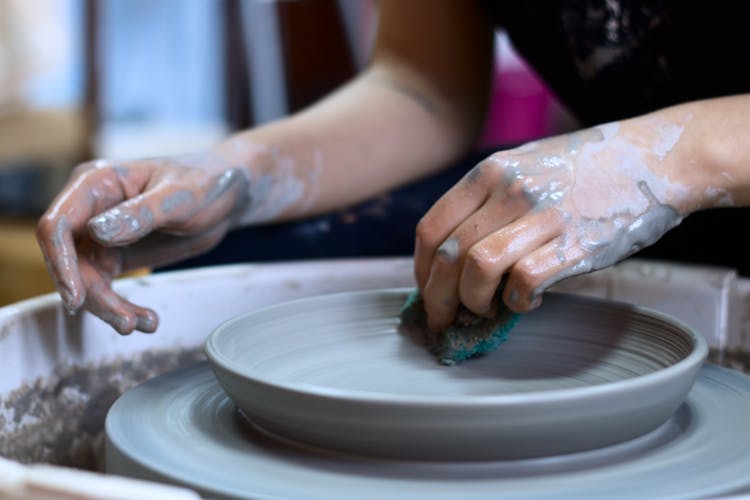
[204,288,709,406]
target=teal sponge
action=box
[399,289,520,365]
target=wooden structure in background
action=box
[276,0,356,113]
[223,0,357,130]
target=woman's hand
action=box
[36,153,250,334]
[413,115,719,333]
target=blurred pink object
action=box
[478,34,556,149]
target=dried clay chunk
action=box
[399,289,520,366]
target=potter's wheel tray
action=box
[203,289,707,461]
[106,361,750,499]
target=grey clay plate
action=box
[203,289,707,460]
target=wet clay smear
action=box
[0,348,204,471]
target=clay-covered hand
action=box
[414,119,709,333]
[36,153,250,334]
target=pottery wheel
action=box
[106,361,750,500]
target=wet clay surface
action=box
[0,347,204,471]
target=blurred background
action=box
[0,0,575,306]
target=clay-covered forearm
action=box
[618,94,750,216]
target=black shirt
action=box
[482,0,750,125]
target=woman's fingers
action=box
[458,209,565,315]
[422,209,574,332]
[87,168,247,245]
[415,120,693,328]
[74,236,156,334]
[76,225,227,333]
[80,258,158,335]
[416,145,575,331]
[414,162,495,290]
[158,167,248,234]
[36,164,134,310]
[420,189,530,332]
[85,182,194,246]
[36,153,246,334]
[502,238,590,312]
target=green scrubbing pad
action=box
[399,288,520,366]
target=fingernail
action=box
[64,303,78,316]
[59,286,73,307]
[136,313,158,333]
[90,210,142,242]
[114,316,135,335]
[59,286,80,313]
[89,211,123,239]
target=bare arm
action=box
[36,0,495,333]
[209,0,495,223]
